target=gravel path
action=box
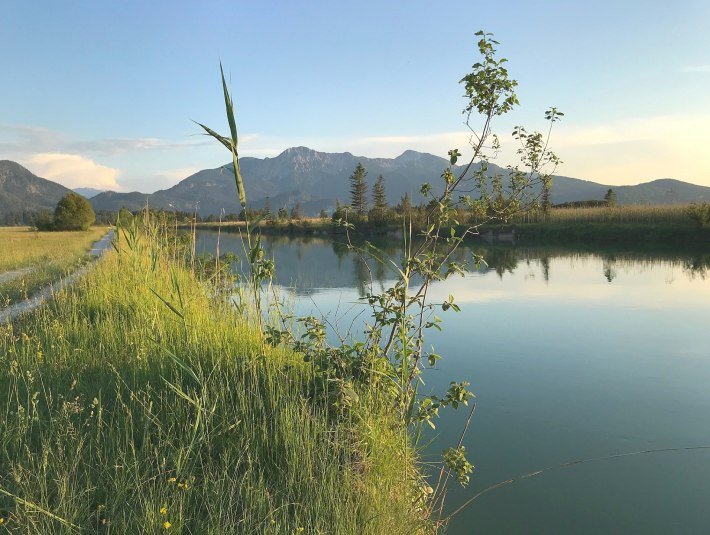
[0,230,114,324]
[0,266,34,285]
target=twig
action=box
[446,445,710,520]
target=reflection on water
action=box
[197,231,710,292]
[198,231,710,534]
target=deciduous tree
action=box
[54,192,95,231]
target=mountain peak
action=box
[396,149,422,159]
[394,149,440,161]
[280,146,319,158]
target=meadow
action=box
[0,227,106,307]
[507,204,710,243]
[515,204,694,225]
[0,225,427,533]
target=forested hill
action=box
[0,160,72,223]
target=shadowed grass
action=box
[0,230,428,533]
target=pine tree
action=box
[604,188,617,207]
[349,163,368,216]
[370,174,389,223]
[372,175,387,211]
[264,196,272,219]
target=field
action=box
[0,228,426,533]
[507,204,710,243]
[516,204,694,225]
[0,227,107,306]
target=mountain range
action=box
[2,148,710,220]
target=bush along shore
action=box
[0,221,428,533]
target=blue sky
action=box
[1,0,709,191]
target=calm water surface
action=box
[198,231,710,534]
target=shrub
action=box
[686,202,710,229]
[34,210,55,231]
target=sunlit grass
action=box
[0,229,427,533]
[517,204,694,225]
[0,226,107,306]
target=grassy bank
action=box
[193,204,710,245]
[0,229,427,533]
[0,227,107,306]
[505,205,708,243]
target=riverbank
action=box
[0,229,427,532]
[191,214,710,245]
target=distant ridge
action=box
[74,187,106,199]
[90,147,710,216]
[2,149,710,220]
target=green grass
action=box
[0,227,107,307]
[0,230,428,533]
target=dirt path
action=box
[0,230,114,324]
[0,266,34,285]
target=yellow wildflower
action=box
[167,477,177,483]
[160,506,168,516]
[0,518,5,524]
[164,521,171,529]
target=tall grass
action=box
[0,227,107,306]
[0,227,106,272]
[517,204,694,225]
[0,226,428,533]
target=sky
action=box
[1,0,709,192]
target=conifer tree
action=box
[373,174,388,211]
[349,163,368,216]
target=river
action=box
[197,230,710,533]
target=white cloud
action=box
[25,153,121,190]
[0,123,217,157]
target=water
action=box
[197,231,710,533]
